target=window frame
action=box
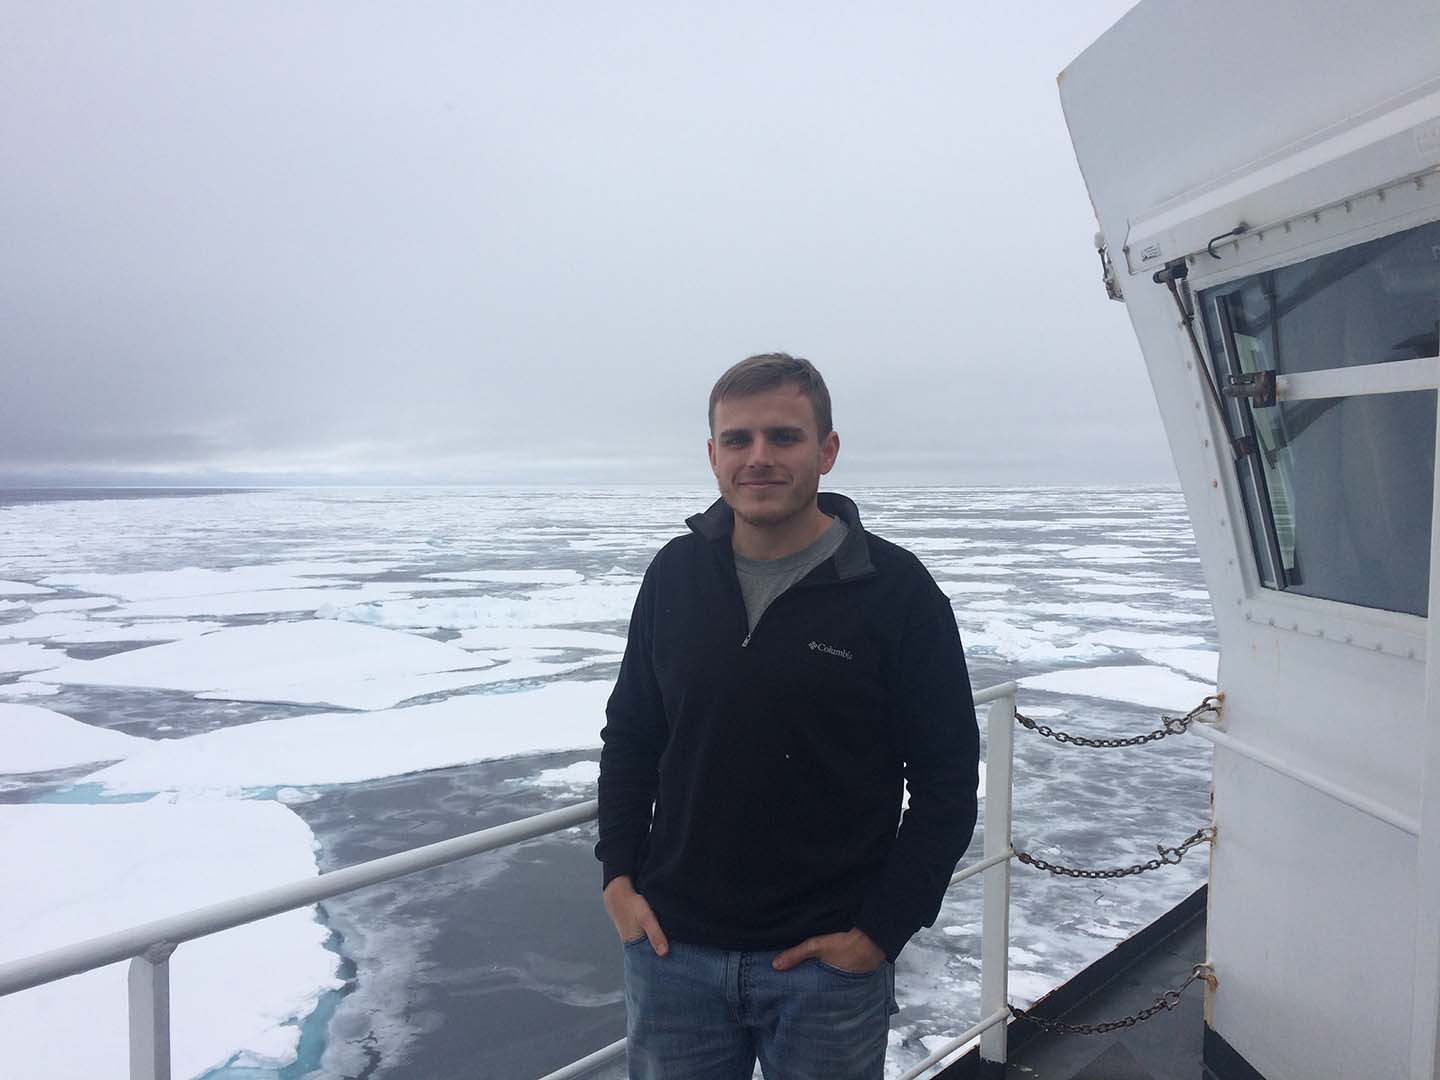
[1185,206,1440,642]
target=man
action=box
[596,353,979,1079]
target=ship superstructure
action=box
[1059,2,1440,1076]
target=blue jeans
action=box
[622,938,897,1080]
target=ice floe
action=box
[1019,664,1215,711]
[0,642,66,674]
[0,581,52,596]
[1088,630,1208,650]
[331,582,639,630]
[31,597,119,613]
[0,798,341,1078]
[39,566,329,601]
[0,680,61,698]
[1,703,148,773]
[34,620,498,711]
[423,569,585,585]
[87,680,614,794]
[450,627,631,652]
[1142,649,1219,682]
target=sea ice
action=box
[0,680,60,698]
[422,569,585,585]
[529,760,601,788]
[0,642,66,675]
[937,581,1013,596]
[1019,665,1215,711]
[1062,583,1157,596]
[450,627,630,652]
[1142,649,1220,682]
[31,597,119,613]
[0,580,52,596]
[87,680,615,793]
[39,566,337,601]
[1,703,148,773]
[965,620,1112,664]
[1058,544,1149,562]
[34,620,499,711]
[332,582,639,631]
[0,599,31,612]
[0,798,342,1079]
[1088,630,1208,650]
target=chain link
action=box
[1016,827,1215,880]
[1014,695,1221,749]
[1009,964,1217,1035]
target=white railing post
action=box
[979,691,1015,1071]
[128,943,175,1080]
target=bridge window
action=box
[1199,220,1440,617]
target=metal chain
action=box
[1015,827,1215,880]
[1009,964,1218,1035]
[1014,695,1221,749]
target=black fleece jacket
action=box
[595,492,979,960]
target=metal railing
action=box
[0,681,1019,1080]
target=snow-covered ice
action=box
[0,798,341,1078]
[0,580,52,596]
[1,703,149,772]
[0,642,66,675]
[423,569,585,585]
[450,627,630,652]
[34,620,497,711]
[87,680,614,793]
[1019,664,1215,711]
[1143,648,1220,682]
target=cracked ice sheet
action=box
[87,680,613,794]
[34,620,500,711]
[1019,665,1215,711]
[101,580,465,619]
[0,642,66,674]
[451,627,630,652]
[0,580,52,596]
[38,562,407,601]
[331,582,640,630]
[0,798,341,1079]
[422,569,584,585]
[0,616,227,644]
[1,703,149,772]
[1143,649,1219,682]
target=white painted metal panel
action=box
[1060,2,1440,1077]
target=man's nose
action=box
[745,436,776,466]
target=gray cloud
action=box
[1,1,1163,487]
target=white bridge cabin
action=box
[1060,1,1440,1077]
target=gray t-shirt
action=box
[733,517,849,633]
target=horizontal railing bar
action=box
[535,1036,626,1080]
[1276,355,1440,402]
[3,678,1018,1078]
[894,1006,1011,1080]
[972,681,1017,706]
[1191,725,1419,835]
[949,848,1014,888]
[0,799,600,998]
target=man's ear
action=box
[707,437,717,474]
[820,430,840,475]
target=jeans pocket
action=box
[814,958,883,979]
[623,933,649,948]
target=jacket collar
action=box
[686,491,876,582]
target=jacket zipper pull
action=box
[740,633,751,648]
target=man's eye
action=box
[772,432,799,444]
[723,436,748,448]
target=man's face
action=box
[708,385,840,529]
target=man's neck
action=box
[731,505,834,561]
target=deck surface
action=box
[1003,903,1209,1080]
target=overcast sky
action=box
[1,1,1167,488]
